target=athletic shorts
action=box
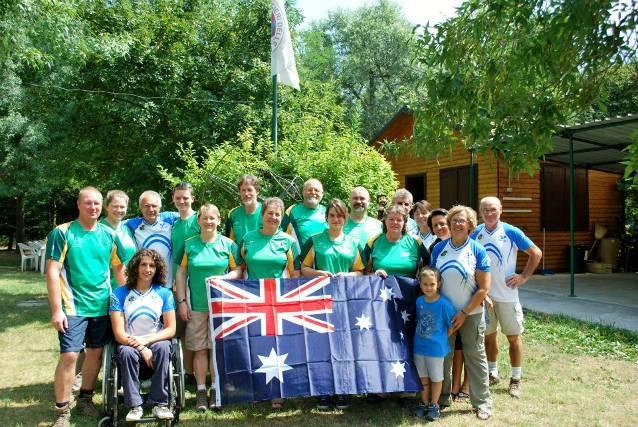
[413,354,444,382]
[485,301,524,336]
[185,311,211,352]
[59,315,111,353]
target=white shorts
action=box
[413,354,444,382]
[485,301,524,336]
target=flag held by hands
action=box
[271,0,300,90]
[209,275,421,406]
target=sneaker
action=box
[508,377,522,398]
[152,405,174,420]
[489,372,501,386]
[413,403,427,418]
[71,373,82,395]
[425,403,441,421]
[75,395,100,417]
[335,395,349,410]
[317,395,331,410]
[196,389,208,412]
[475,407,491,420]
[53,404,71,427]
[125,406,143,422]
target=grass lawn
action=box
[1,250,637,426]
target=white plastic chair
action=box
[27,241,46,273]
[17,243,38,272]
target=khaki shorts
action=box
[185,311,212,352]
[485,301,524,336]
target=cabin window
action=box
[439,166,478,210]
[405,174,426,202]
[541,163,588,231]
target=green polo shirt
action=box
[46,220,125,317]
[281,203,327,249]
[365,233,428,278]
[180,234,241,312]
[242,230,300,279]
[224,202,262,247]
[99,218,137,288]
[301,230,364,274]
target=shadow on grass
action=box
[0,288,49,333]
[0,382,97,427]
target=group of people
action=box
[45,176,541,426]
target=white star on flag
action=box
[255,348,292,384]
[355,313,372,330]
[379,286,394,302]
[390,361,406,379]
[401,310,411,323]
[400,331,405,340]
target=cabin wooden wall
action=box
[498,162,622,272]
[385,143,499,207]
[375,112,623,273]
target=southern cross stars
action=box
[390,361,406,379]
[379,286,394,302]
[400,310,410,323]
[255,348,292,384]
[355,313,372,330]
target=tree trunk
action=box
[15,192,25,244]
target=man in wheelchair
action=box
[109,249,176,421]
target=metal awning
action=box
[546,114,638,174]
[547,113,637,297]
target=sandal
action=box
[457,391,470,401]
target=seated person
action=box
[110,249,176,422]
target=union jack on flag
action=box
[208,276,334,338]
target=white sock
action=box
[488,362,498,376]
[511,367,522,380]
[197,384,206,391]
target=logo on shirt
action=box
[478,234,483,240]
[441,250,448,257]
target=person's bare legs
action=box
[451,349,463,394]
[193,350,209,387]
[507,335,523,368]
[80,347,103,390]
[54,352,79,403]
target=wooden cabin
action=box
[373,107,629,272]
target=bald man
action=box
[471,196,542,398]
[344,186,382,249]
[46,187,127,426]
[282,178,328,250]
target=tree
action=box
[160,80,397,215]
[393,0,637,174]
[298,0,421,140]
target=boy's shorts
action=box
[485,301,524,336]
[413,354,444,382]
[185,311,211,352]
[59,315,111,353]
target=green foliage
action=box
[160,109,397,216]
[298,0,420,140]
[402,0,637,174]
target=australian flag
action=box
[208,275,421,406]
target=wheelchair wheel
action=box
[170,338,185,424]
[101,343,119,426]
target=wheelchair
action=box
[98,338,185,426]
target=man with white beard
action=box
[344,186,382,249]
[282,178,327,251]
